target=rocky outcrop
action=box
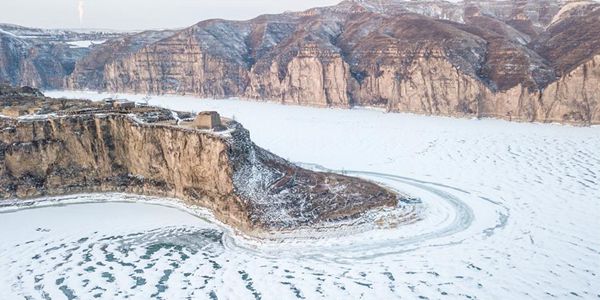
[0,25,106,88]
[3,0,600,125]
[536,54,600,123]
[0,87,399,233]
[533,1,600,75]
[0,32,49,87]
[246,43,351,107]
[66,30,177,91]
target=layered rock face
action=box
[0,25,117,89]
[66,30,176,91]
[4,0,600,124]
[0,32,62,88]
[0,87,398,232]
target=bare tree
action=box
[142,95,152,105]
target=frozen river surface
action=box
[0,91,599,299]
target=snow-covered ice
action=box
[0,90,598,299]
[66,40,106,48]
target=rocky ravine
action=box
[0,86,399,233]
[2,0,600,125]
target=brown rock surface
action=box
[0,25,116,89]
[0,87,399,233]
[3,0,600,125]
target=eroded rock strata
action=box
[2,0,600,125]
[0,86,399,232]
[0,24,121,89]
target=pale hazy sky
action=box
[0,0,341,31]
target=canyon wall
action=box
[0,114,251,228]
[0,26,95,89]
[3,0,600,125]
[0,91,398,231]
[64,0,600,125]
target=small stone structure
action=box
[113,100,136,109]
[103,98,136,109]
[103,98,116,108]
[194,111,222,130]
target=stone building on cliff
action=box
[194,111,222,130]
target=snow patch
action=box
[66,40,106,48]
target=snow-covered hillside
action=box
[1,91,598,299]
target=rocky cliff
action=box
[0,86,399,233]
[0,24,117,89]
[3,0,600,125]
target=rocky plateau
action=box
[0,85,400,234]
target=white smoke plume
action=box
[78,0,85,24]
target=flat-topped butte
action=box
[0,86,401,234]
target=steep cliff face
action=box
[0,27,98,88]
[0,114,250,226]
[101,28,249,97]
[66,30,176,90]
[246,42,351,107]
[0,88,399,232]
[537,54,600,123]
[0,32,39,86]
[5,0,600,125]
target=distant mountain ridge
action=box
[2,0,600,125]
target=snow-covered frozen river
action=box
[1,91,599,299]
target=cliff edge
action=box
[0,86,399,233]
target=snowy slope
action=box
[1,90,598,299]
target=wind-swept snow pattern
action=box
[1,90,599,299]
